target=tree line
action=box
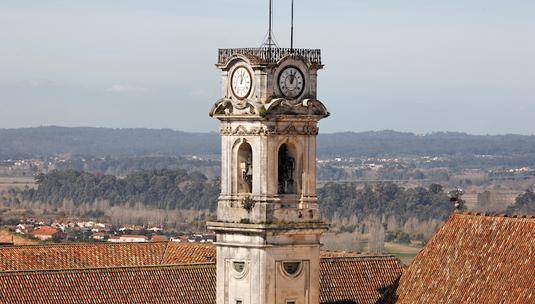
[318,182,454,223]
[53,156,220,178]
[506,190,535,215]
[19,169,219,211]
[10,170,455,224]
[16,170,532,220]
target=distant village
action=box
[2,155,535,181]
[317,155,535,182]
[1,217,215,245]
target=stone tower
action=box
[207,47,329,304]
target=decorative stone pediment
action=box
[209,98,257,117]
[265,98,329,118]
[210,97,329,120]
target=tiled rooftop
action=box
[0,242,215,271]
[0,256,403,304]
[2,212,531,303]
[30,226,58,236]
[0,242,371,272]
[162,242,216,264]
[320,250,362,258]
[394,212,535,304]
[320,256,403,304]
[0,264,217,304]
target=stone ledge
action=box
[207,221,329,234]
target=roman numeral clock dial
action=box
[231,66,252,100]
[278,66,305,99]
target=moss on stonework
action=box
[259,105,268,118]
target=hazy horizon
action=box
[1,125,534,137]
[1,1,534,135]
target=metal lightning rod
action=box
[268,0,273,45]
[291,0,294,52]
[262,0,279,58]
[268,0,273,59]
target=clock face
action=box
[278,66,305,99]
[231,66,252,100]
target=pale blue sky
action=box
[1,0,534,134]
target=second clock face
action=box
[278,66,305,99]
[231,66,252,100]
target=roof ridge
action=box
[160,240,172,264]
[0,262,216,276]
[320,254,398,261]
[0,241,169,250]
[458,211,535,219]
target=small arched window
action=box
[278,144,296,194]
[237,142,253,194]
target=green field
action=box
[0,177,36,192]
[385,242,423,265]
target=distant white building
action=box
[108,235,147,243]
[91,232,108,241]
[147,226,163,232]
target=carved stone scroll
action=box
[220,123,318,136]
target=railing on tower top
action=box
[218,48,321,65]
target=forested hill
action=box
[0,127,220,159]
[317,131,535,157]
[1,126,535,159]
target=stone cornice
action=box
[219,123,319,136]
[207,221,329,234]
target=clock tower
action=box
[208,43,329,303]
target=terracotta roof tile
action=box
[320,256,403,304]
[151,235,169,242]
[0,264,216,304]
[320,250,362,258]
[0,242,216,271]
[394,213,535,304]
[162,242,216,264]
[30,226,58,236]
[0,242,368,272]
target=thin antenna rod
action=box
[262,0,278,53]
[268,0,273,48]
[291,0,294,51]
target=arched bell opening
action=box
[237,142,253,194]
[277,143,299,195]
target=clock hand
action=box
[290,70,297,84]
